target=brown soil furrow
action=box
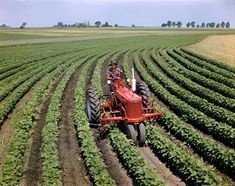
[93,129,133,186]
[58,63,91,186]
[19,71,66,186]
[138,147,185,186]
[0,70,65,178]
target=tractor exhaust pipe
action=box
[131,68,136,92]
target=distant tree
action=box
[95,21,101,27]
[186,22,191,28]
[221,21,225,28]
[191,21,195,28]
[197,24,200,28]
[114,24,118,27]
[102,21,111,27]
[131,24,135,27]
[20,22,27,29]
[161,23,167,27]
[210,22,215,28]
[176,21,182,28]
[216,23,220,28]
[206,23,210,28]
[225,22,230,28]
[201,22,205,28]
[78,22,86,27]
[167,21,172,27]
[0,24,7,28]
[57,22,64,27]
[172,22,176,27]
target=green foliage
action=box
[134,53,235,148]
[182,48,235,74]
[0,55,77,186]
[167,50,235,99]
[41,56,89,186]
[74,56,115,186]
[173,48,235,86]
[160,50,235,112]
[142,50,235,127]
[146,124,223,185]
[158,110,235,180]
[109,127,165,186]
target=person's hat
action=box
[110,60,118,66]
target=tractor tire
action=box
[86,85,101,126]
[136,81,151,107]
[126,124,138,145]
[138,123,146,146]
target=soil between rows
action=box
[0,78,46,177]
[58,62,91,186]
[19,70,66,186]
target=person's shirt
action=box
[106,67,122,80]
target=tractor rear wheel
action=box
[138,123,146,146]
[126,124,138,145]
[86,85,101,126]
[136,81,151,107]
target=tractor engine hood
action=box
[115,87,143,122]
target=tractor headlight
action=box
[127,78,130,83]
[107,80,111,84]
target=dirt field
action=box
[188,35,235,67]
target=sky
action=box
[0,0,234,27]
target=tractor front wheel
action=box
[137,123,146,146]
[126,124,138,145]
[86,85,101,126]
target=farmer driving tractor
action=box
[106,60,123,93]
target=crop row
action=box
[160,50,235,111]
[134,53,235,147]
[109,126,165,186]
[143,50,235,127]
[74,53,116,185]
[92,50,166,185]
[146,124,223,185]
[0,53,87,126]
[175,48,235,81]
[41,54,95,185]
[0,46,90,75]
[181,48,235,74]
[0,53,80,185]
[136,50,235,178]
[166,50,235,99]
[157,107,235,180]
[122,52,225,184]
[0,53,77,101]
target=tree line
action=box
[54,21,128,28]
[161,21,230,28]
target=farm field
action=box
[0,28,235,186]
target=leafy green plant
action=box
[174,48,235,82]
[181,48,235,74]
[160,50,235,112]
[0,53,80,186]
[142,50,235,127]
[167,50,235,99]
[134,53,235,148]
[74,55,115,186]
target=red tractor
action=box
[86,68,162,145]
